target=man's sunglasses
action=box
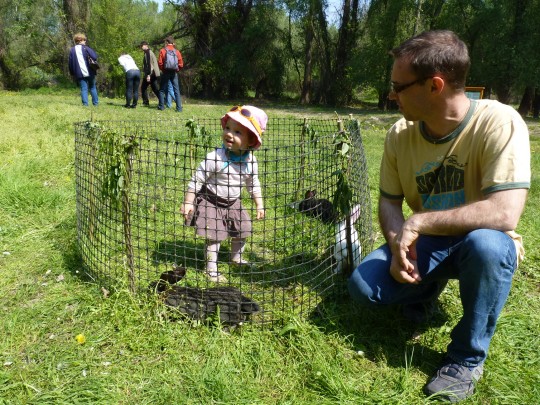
[391,77,431,94]
[229,106,262,135]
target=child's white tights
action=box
[230,237,247,263]
[205,240,221,273]
[205,237,247,273]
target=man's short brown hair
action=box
[390,30,470,90]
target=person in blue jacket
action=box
[68,33,99,106]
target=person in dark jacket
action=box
[68,33,99,106]
[139,41,160,107]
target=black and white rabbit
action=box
[298,190,338,224]
[151,266,260,325]
[334,204,362,275]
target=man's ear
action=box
[431,76,445,94]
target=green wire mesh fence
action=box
[74,117,372,327]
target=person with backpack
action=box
[68,33,99,107]
[157,36,184,112]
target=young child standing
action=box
[180,106,267,282]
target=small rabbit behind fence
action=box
[297,190,338,224]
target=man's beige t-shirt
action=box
[380,99,531,262]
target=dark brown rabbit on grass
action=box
[150,265,260,326]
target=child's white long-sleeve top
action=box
[187,148,262,201]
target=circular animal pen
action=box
[74,117,372,327]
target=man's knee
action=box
[348,268,378,306]
[461,229,516,268]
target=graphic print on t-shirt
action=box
[416,154,467,210]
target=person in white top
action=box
[118,53,141,108]
[181,106,267,283]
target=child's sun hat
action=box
[221,105,267,150]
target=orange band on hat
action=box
[229,106,263,136]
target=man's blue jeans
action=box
[78,75,99,106]
[158,71,182,112]
[166,81,174,108]
[348,229,517,366]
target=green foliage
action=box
[86,0,174,96]
[19,66,53,89]
[185,0,288,98]
[0,0,64,90]
[185,118,213,148]
[3,0,540,105]
[89,122,138,206]
[331,117,357,217]
[185,118,213,171]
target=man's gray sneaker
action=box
[424,358,483,402]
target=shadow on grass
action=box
[152,237,333,291]
[50,214,110,285]
[308,289,449,375]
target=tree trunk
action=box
[63,0,89,37]
[0,52,20,90]
[193,0,214,97]
[300,11,315,104]
[314,0,332,104]
[518,86,533,117]
[533,88,540,118]
[328,0,352,106]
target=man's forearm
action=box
[404,188,528,237]
[378,197,406,245]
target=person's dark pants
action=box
[125,69,141,107]
[158,70,182,112]
[141,73,160,105]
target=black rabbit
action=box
[164,286,260,325]
[298,190,338,224]
[150,266,260,326]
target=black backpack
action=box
[164,48,178,71]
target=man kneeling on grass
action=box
[348,30,530,402]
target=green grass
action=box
[0,89,539,403]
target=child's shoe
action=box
[231,258,250,265]
[231,259,255,269]
[205,270,227,283]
